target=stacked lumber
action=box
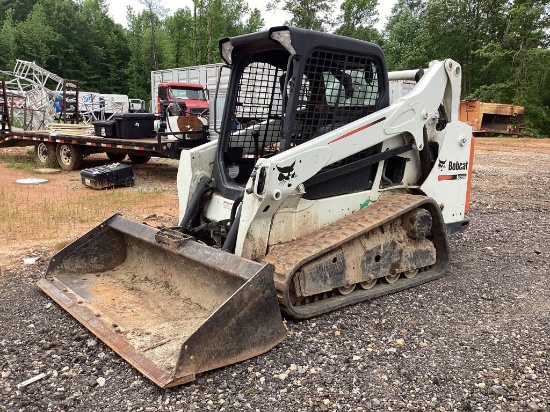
[48,123,95,137]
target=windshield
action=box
[227,61,285,159]
[169,87,206,100]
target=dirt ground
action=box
[0,137,549,411]
[0,137,548,272]
[469,137,550,210]
[0,150,180,271]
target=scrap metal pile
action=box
[0,60,125,130]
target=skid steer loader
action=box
[38,26,474,387]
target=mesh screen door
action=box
[224,48,383,189]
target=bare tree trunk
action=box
[150,11,158,70]
[193,2,198,63]
[138,0,164,70]
[207,1,213,63]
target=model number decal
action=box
[438,173,467,181]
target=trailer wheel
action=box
[106,152,127,162]
[128,155,151,164]
[56,143,83,171]
[34,142,58,167]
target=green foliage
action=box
[383,0,429,69]
[0,8,16,67]
[125,0,263,101]
[187,0,264,64]
[382,0,549,136]
[164,8,195,68]
[336,0,382,43]
[0,0,38,22]
[268,0,334,30]
[0,0,546,136]
[16,1,57,67]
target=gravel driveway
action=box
[1,138,548,411]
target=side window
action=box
[227,61,285,158]
[290,51,382,147]
[158,86,167,100]
[323,65,379,107]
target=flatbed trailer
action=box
[0,77,208,170]
[0,127,208,170]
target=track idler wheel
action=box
[338,285,356,295]
[359,277,377,290]
[403,268,419,279]
[385,272,401,284]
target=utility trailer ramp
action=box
[37,215,286,388]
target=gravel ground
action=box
[1,139,549,411]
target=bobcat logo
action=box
[276,161,297,187]
[438,159,447,171]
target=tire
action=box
[128,154,151,164]
[56,143,83,171]
[106,152,126,162]
[34,142,58,167]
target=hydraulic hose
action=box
[419,127,432,184]
[221,204,241,253]
[179,175,211,232]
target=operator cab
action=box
[215,26,390,200]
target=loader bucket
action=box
[37,215,286,388]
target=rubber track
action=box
[263,193,451,319]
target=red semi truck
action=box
[156,82,209,117]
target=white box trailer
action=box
[388,80,416,104]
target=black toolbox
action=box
[113,113,156,139]
[81,163,134,189]
[92,120,117,137]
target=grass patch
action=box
[0,183,175,245]
[0,149,179,249]
[2,153,35,172]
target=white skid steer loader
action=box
[38,26,474,387]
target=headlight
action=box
[271,30,297,55]
[221,41,234,64]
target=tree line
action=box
[0,0,548,135]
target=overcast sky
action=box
[105,0,397,30]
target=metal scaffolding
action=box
[0,60,69,130]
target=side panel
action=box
[268,191,374,247]
[465,135,475,214]
[420,121,473,224]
